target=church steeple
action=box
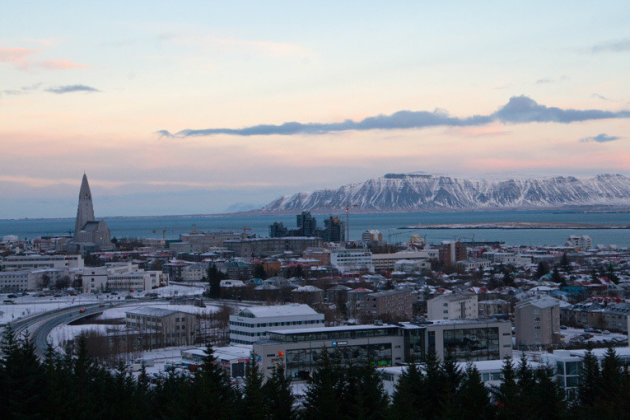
[74,173,96,237]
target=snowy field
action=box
[138,285,205,298]
[49,323,127,347]
[0,302,70,324]
[96,302,220,320]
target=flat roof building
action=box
[253,318,511,380]
[229,304,325,345]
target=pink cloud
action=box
[39,59,90,70]
[0,47,89,71]
[0,47,38,70]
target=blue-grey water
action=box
[1,210,629,247]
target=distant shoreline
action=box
[402,222,630,230]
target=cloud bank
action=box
[45,84,99,94]
[580,133,622,143]
[159,96,630,138]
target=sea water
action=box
[1,210,629,247]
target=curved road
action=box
[5,297,255,358]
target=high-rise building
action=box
[296,211,317,236]
[321,216,345,243]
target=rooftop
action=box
[236,304,320,318]
[126,307,183,317]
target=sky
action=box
[1,0,630,218]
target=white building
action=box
[181,263,207,282]
[229,304,325,345]
[393,259,431,273]
[427,294,479,320]
[80,265,166,293]
[1,254,83,271]
[331,249,373,273]
[372,250,434,271]
[361,230,383,244]
[0,270,35,292]
[565,235,593,250]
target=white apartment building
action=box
[427,294,479,320]
[1,254,83,271]
[565,235,593,250]
[229,304,325,345]
[181,263,207,282]
[372,250,434,271]
[330,249,373,273]
[80,265,166,293]
[0,270,35,292]
[106,270,165,292]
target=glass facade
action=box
[442,327,500,361]
[268,327,398,343]
[404,328,426,361]
[285,343,393,380]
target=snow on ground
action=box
[561,327,628,345]
[49,323,126,347]
[0,302,67,324]
[139,285,205,298]
[96,302,220,320]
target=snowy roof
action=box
[292,285,323,292]
[125,307,182,317]
[238,304,319,318]
[516,296,560,309]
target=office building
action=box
[229,304,325,345]
[253,319,512,380]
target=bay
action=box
[1,210,629,248]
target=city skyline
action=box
[2,1,630,218]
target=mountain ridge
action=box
[258,173,630,213]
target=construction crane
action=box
[152,229,168,243]
[345,203,358,242]
[241,226,252,239]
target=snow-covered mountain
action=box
[260,173,630,213]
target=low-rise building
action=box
[253,319,512,380]
[427,294,479,320]
[360,289,414,321]
[1,254,83,271]
[229,304,325,345]
[125,307,197,348]
[515,296,561,348]
[330,249,373,273]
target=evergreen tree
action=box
[531,367,567,420]
[391,362,423,420]
[578,347,600,413]
[207,264,225,298]
[551,266,563,284]
[494,357,520,419]
[341,364,389,420]
[419,351,445,419]
[458,363,495,420]
[263,365,295,420]
[241,355,266,420]
[440,355,463,418]
[191,344,237,419]
[253,263,268,280]
[0,328,46,418]
[302,349,342,420]
[535,262,549,280]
